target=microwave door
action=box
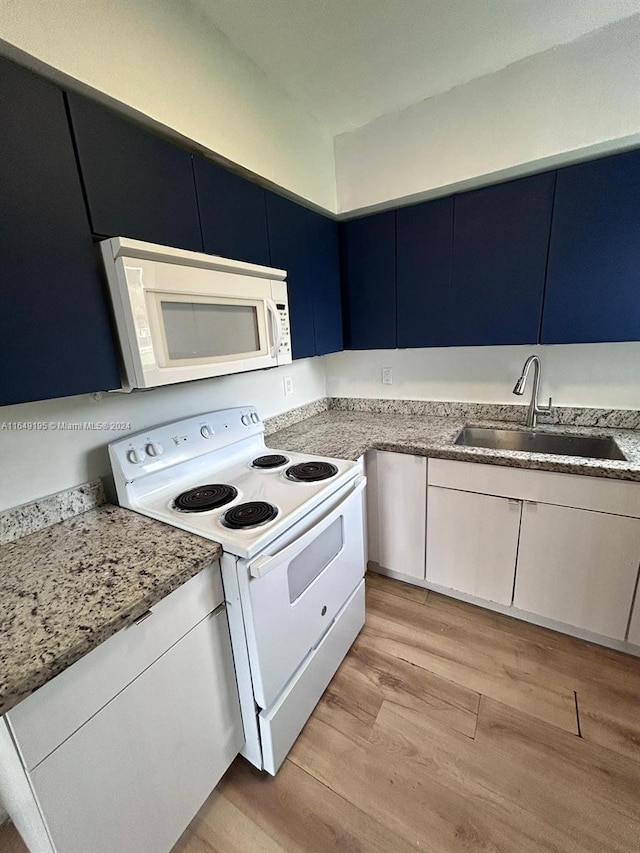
[141,292,278,387]
[156,296,267,365]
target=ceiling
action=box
[190,0,640,135]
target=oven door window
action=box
[288,517,344,603]
[147,292,269,367]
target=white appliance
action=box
[100,238,292,391]
[109,407,366,774]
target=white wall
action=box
[0,0,336,211]
[335,14,640,214]
[0,359,326,512]
[325,344,640,411]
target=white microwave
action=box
[100,237,292,391]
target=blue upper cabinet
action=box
[451,172,555,346]
[341,211,396,349]
[193,156,270,266]
[309,214,343,356]
[542,149,640,343]
[0,58,120,406]
[396,197,453,347]
[266,192,342,359]
[67,93,202,251]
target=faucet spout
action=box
[512,355,553,428]
[512,374,527,395]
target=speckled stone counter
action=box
[0,505,222,715]
[266,410,640,481]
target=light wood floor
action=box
[3,573,640,852]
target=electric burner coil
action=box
[252,454,289,469]
[221,501,279,530]
[174,484,238,512]
[285,461,339,482]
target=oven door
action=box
[238,476,366,711]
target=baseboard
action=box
[367,562,640,657]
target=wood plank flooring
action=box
[2,573,639,853]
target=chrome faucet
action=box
[512,355,553,428]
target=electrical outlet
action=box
[283,376,294,396]
[381,367,393,385]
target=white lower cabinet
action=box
[365,450,426,579]
[362,453,640,650]
[425,459,640,649]
[514,502,640,640]
[0,566,244,853]
[426,486,521,605]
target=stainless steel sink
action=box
[455,427,626,461]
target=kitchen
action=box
[1,1,640,851]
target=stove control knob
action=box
[127,448,144,465]
[250,413,259,424]
[241,414,251,426]
[200,425,213,439]
[145,442,163,458]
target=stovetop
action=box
[109,407,360,559]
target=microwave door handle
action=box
[266,299,282,358]
[249,476,366,580]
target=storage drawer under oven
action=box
[240,477,366,710]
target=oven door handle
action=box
[249,475,366,580]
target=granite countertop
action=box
[0,505,221,715]
[266,411,640,482]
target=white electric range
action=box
[109,406,366,774]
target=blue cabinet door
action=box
[542,149,640,343]
[67,93,202,251]
[266,193,342,359]
[193,157,270,266]
[396,197,453,347]
[0,58,120,406]
[451,173,555,346]
[341,212,396,349]
[310,215,343,356]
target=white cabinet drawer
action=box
[259,579,365,775]
[30,608,243,853]
[428,458,640,518]
[8,563,223,770]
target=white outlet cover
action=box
[283,376,294,396]
[382,367,393,384]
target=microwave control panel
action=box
[270,279,292,364]
[276,302,291,356]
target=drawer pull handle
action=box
[321,605,327,616]
[134,609,153,625]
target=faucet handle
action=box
[543,396,553,412]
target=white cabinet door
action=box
[31,608,243,853]
[365,450,426,579]
[514,503,640,640]
[8,565,223,771]
[628,594,640,646]
[426,486,521,605]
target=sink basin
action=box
[455,427,626,461]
